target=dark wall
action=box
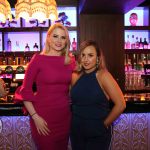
[79,14,125,91]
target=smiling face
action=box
[80,45,98,73]
[48,27,67,55]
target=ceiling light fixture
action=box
[0,0,12,23]
[15,0,58,22]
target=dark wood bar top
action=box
[0,101,150,116]
[0,103,24,116]
[124,101,150,113]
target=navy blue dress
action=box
[70,70,112,150]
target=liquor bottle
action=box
[7,39,12,52]
[135,37,139,49]
[15,41,20,51]
[126,35,130,49]
[139,38,143,49]
[131,35,135,49]
[13,52,16,65]
[0,38,2,51]
[2,52,6,65]
[71,38,77,51]
[148,38,150,49]
[33,43,38,51]
[143,38,148,49]
[25,43,30,51]
[23,52,27,65]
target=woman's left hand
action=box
[32,113,51,136]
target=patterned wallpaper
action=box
[0,113,150,150]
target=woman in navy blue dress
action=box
[70,40,126,150]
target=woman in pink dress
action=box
[15,23,75,150]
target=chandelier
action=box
[15,0,58,22]
[0,0,12,23]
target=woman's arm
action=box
[16,54,50,135]
[71,71,81,87]
[97,69,126,127]
[23,101,50,136]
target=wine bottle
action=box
[143,38,148,49]
[139,38,143,49]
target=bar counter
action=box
[0,101,150,116]
[0,101,150,150]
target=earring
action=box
[96,58,99,68]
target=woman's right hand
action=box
[32,114,50,136]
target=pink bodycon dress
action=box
[15,54,74,150]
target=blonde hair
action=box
[42,23,71,64]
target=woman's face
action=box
[81,45,97,73]
[129,13,138,26]
[48,27,67,53]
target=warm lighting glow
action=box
[0,0,12,23]
[15,0,31,22]
[15,0,58,22]
[140,95,145,101]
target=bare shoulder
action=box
[96,69,117,91]
[97,69,111,81]
[71,71,82,87]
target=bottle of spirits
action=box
[143,38,148,49]
[25,43,30,51]
[71,38,77,51]
[7,39,12,52]
[148,38,150,49]
[33,43,38,51]
[23,52,27,65]
[139,38,143,49]
[135,37,139,49]
[0,38,2,51]
[131,35,135,49]
[126,35,130,49]
[15,41,20,52]
[13,52,16,65]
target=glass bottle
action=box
[148,38,150,49]
[33,43,39,51]
[71,38,77,51]
[23,52,27,65]
[15,41,20,52]
[25,43,30,51]
[7,39,12,52]
[131,35,135,49]
[126,35,130,49]
[0,38,2,51]
[139,38,143,49]
[143,38,148,49]
[135,37,139,49]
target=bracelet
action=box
[31,112,37,117]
